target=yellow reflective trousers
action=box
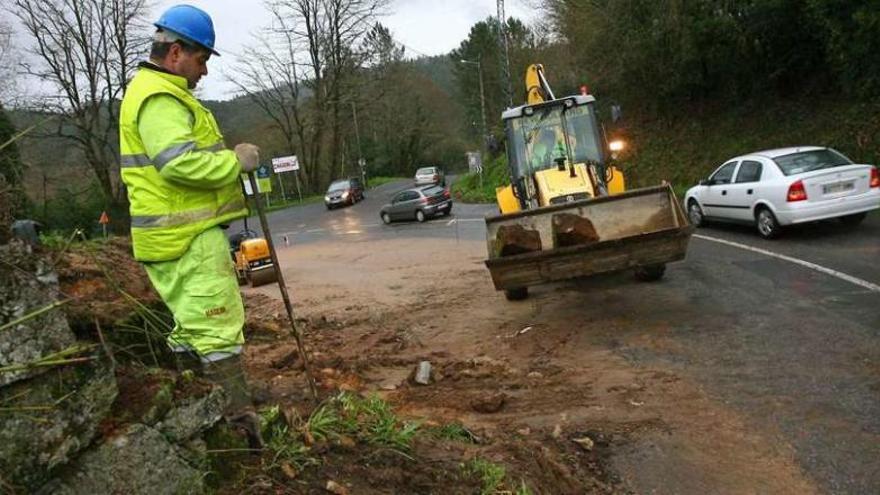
[144,227,245,358]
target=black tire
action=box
[326,204,333,210]
[381,212,392,225]
[839,212,867,227]
[687,200,705,227]
[416,210,426,223]
[634,264,666,282]
[504,287,529,300]
[755,207,781,239]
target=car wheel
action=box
[326,204,333,210]
[634,264,666,282]
[756,207,781,239]
[687,200,704,227]
[381,212,392,225]
[415,210,426,222]
[839,212,867,227]
[504,287,529,301]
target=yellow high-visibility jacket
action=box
[119,64,247,261]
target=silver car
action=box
[380,185,452,224]
[414,166,445,186]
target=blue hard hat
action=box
[154,4,220,55]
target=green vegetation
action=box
[367,176,405,188]
[426,421,479,443]
[461,457,532,495]
[451,154,509,203]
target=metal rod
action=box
[248,172,319,400]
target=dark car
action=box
[324,177,365,209]
[380,185,452,224]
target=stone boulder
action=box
[43,423,205,495]
[0,360,117,490]
[0,241,76,387]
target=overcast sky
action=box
[150,0,539,100]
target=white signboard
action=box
[272,155,299,173]
[466,151,482,173]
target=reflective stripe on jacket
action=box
[119,66,247,261]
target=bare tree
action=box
[0,18,20,104]
[13,0,150,222]
[230,0,386,191]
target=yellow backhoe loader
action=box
[485,64,694,300]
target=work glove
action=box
[234,143,260,173]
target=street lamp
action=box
[460,58,488,149]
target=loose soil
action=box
[233,238,819,494]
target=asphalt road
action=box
[233,179,880,493]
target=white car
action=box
[685,147,880,239]
[413,166,445,186]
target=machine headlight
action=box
[608,140,625,152]
[342,191,350,199]
[324,195,330,201]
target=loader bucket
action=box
[484,184,693,291]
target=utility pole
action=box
[497,0,513,108]
[351,102,366,185]
[460,58,488,149]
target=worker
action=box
[529,127,565,170]
[118,4,262,448]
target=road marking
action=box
[446,219,456,226]
[305,228,325,233]
[361,223,379,228]
[455,218,484,223]
[693,234,880,293]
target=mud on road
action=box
[241,238,822,494]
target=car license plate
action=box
[823,182,854,194]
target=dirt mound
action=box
[54,237,160,330]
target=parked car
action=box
[380,185,452,224]
[684,146,880,239]
[324,177,364,209]
[414,166,445,186]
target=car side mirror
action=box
[699,179,713,186]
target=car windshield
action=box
[773,149,853,176]
[416,167,436,175]
[327,180,349,191]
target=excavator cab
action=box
[502,95,609,212]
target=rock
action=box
[527,371,543,379]
[493,224,542,257]
[0,360,117,490]
[379,382,398,391]
[552,213,600,248]
[552,424,563,438]
[414,361,432,385]
[45,424,204,495]
[470,392,507,414]
[572,436,594,451]
[516,427,531,436]
[326,480,349,495]
[157,386,228,443]
[0,242,76,387]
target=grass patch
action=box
[258,194,325,213]
[308,392,420,452]
[426,422,479,443]
[367,176,406,188]
[460,457,534,495]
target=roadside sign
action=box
[98,211,109,224]
[241,172,272,195]
[466,151,483,174]
[272,155,299,173]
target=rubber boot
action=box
[202,354,264,451]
